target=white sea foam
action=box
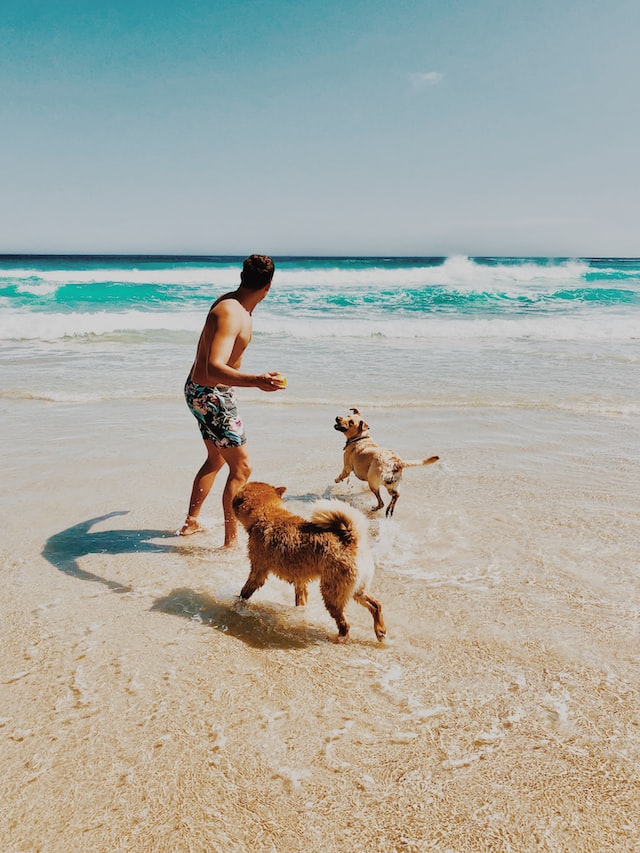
[272,257,589,291]
[408,255,591,289]
[0,266,241,287]
[1,306,637,342]
[259,312,637,341]
[0,310,203,341]
[15,282,60,296]
[0,256,600,293]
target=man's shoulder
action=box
[211,293,243,314]
[209,293,248,328]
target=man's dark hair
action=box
[241,254,275,289]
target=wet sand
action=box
[1,396,639,852]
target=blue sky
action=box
[2,0,639,255]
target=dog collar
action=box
[345,435,369,447]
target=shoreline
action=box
[1,392,639,851]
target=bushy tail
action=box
[401,455,440,469]
[310,499,369,547]
[311,499,375,588]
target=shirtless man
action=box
[179,254,283,546]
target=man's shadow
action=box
[42,511,177,593]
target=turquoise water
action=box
[1,255,638,412]
[1,254,639,334]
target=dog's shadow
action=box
[151,587,330,649]
[42,511,179,593]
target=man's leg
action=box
[218,444,252,547]
[179,440,225,535]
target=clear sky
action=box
[2,0,639,256]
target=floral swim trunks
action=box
[184,376,247,447]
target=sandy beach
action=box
[1,387,638,852]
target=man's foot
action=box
[177,515,204,536]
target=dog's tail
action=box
[310,499,368,547]
[311,499,375,588]
[401,455,440,469]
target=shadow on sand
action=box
[42,511,179,594]
[151,587,329,650]
[42,513,329,649]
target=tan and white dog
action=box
[232,481,386,643]
[334,408,439,517]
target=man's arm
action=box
[207,302,279,390]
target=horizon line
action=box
[2,253,639,262]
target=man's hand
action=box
[256,372,286,392]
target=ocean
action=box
[1,253,638,411]
[1,254,639,851]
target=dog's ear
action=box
[350,407,361,415]
[276,486,287,497]
[357,420,369,434]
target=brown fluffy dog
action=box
[334,408,439,517]
[232,481,386,642]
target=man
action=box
[179,254,283,546]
